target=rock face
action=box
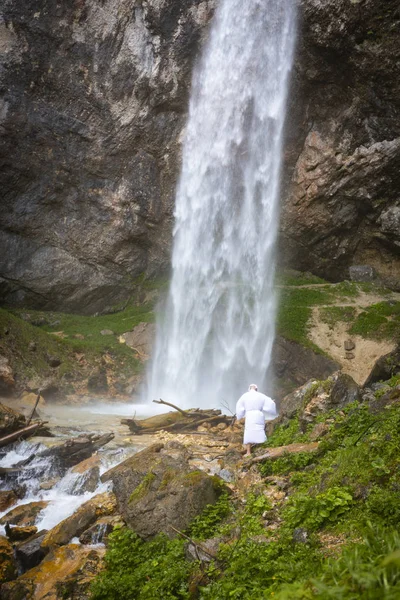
[101,442,225,540]
[280,0,400,288]
[0,0,216,313]
[270,336,340,399]
[0,0,399,311]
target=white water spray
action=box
[146,0,296,410]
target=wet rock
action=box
[87,369,108,394]
[0,356,15,396]
[102,442,226,540]
[0,501,48,527]
[364,345,400,388]
[41,492,117,548]
[5,524,38,542]
[0,403,25,436]
[21,432,114,475]
[0,491,18,512]
[70,456,101,495]
[1,544,105,600]
[349,266,377,283]
[15,530,48,572]
[40,478,61,491]
[79,516,123,545]
[0,535,17,585]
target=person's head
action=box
[248,383,258,392]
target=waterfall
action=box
[146,0,296,411]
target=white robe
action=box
[236,390,277,445]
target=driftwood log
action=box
[121,399,231,435]
[0,421,48,449]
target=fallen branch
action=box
[153,398,188,415]
[169,525,218,559]
[0,421,48,449]
[249,442,319,466]
[27,393,41,426]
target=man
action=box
[236,384,277,456]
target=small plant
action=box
[189,493,232,540]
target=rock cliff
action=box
[0,0,399,313]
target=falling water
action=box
[146,0,296,411]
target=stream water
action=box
[146,0,296,411]
[0,402,159,539]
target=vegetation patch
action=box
[349,301,400,340]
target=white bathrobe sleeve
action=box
[236,395,246,420]
[261,394,278,420]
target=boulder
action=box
[299,373,360,429]
[0,535,17,585]
[41,492,117,548]
[120,322,156,361]
[364,345,400,388]
[0,501,48,527]
[102,442,226,540]
[330,373,361,407]
[20,392,45,408]
[5,525,38,542]
[279,379,320,420]
[1,544,105,600]
[0,490,18,512]
[0,356,15,396]
[0,403,26,437]
[15,530,49,572]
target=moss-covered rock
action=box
[102,442,227,541]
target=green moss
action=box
[181,470,205,487]
[128,472,156,504]
[320,306,357,329]
[350,301,400,340]
[159,467,178,490]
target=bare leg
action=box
[245,443,251,456]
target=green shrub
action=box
[189,493,232,540]
[90,528,191,600]
[283,486,353,531]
